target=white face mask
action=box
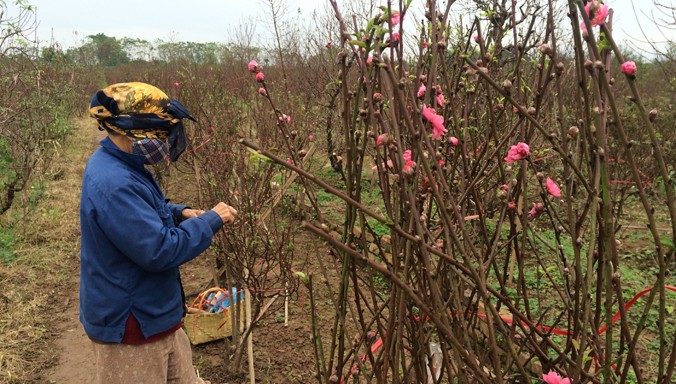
[131,138,170,165]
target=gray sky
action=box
[22,0,323,47]
[8,0,674,56]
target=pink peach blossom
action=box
[248,60,259,72]
[546,178,561,197]
[621,61,637,76]
[391,32,400,42]
[504,142,530,163]
[542,371,571,384]
[436,93,445,107]
[529,202,545,219]
[449,136,459,146]
[473,35,479,42]
[423,41,429,48]
[308,134,314,141]
[417,84,426,99]
[389,11,401,27]
[585,0,609,26]
[500,184,509,191]
[376,133,388,146]
[255,72,265,82]
[402,149,416,174]
[258,87,267,96]
[422,105,447,141]
[174,82,180,87]
[325,41,332,48]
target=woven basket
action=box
[183,288,245,345]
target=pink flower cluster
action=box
[402,149,416,175]
[580,0,609,32]
[542,371,571,384]
[546,178,561,197]
[248,60,265,83]
[504,142,530,163]
[422,105,447,141]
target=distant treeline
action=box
[40,33,262,66]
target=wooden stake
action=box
[284,282,289,327]
[245,289,255,384]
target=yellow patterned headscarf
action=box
[89,82,195,160]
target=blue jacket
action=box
[79,137,223,343]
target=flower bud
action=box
[502,79,512,93]
[584,60,594,72]
[568,126,580,137]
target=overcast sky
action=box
[7,0,674,57]
[20,0,324,47]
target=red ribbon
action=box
[341,285,676,383]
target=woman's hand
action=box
[181,208,205,220]
[210,202,238,225]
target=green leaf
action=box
[660,237,675,251]
[294,271,309,283]
[347,40,366,49]
[366,19,374,33]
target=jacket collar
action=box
[99,136,147,170]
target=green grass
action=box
[0,227,15,263]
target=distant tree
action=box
[85,33,129,67]
[64,43,97,66]
[40,43,66,62]
[120,37,154,62]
